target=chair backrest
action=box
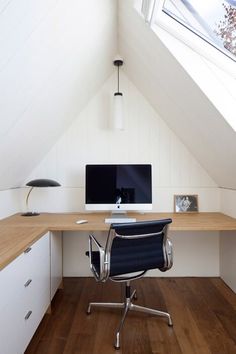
[104,219,173,280]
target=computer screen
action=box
[85,164,152,211]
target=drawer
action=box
[22,288,50,351]
[0,294,28,354]
[0,250,28,310]
[21,231,50,275]
[0,287,50,354]
[0,233,49,310]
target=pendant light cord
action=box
[113,59,123,94]
[117,64,120,93]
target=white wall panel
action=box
[220,188,236,219]
[220,189,236,291]
[0,189,20,219]
[27,73,217,190]
[0,1,12,14]
[0,0,59,69]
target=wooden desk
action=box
[2,211,236,231]
[1,212,236,271]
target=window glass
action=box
[162,0,236,61]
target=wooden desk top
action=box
[2,212,236,231]
[0,212,236,271]
[0,226,48,270]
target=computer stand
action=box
[104,212,136,224]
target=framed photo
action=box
[174,195,199,213]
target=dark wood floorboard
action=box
[25,277,236,354]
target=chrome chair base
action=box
[87,286,173,349]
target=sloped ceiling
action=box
[0,0,117,189]
[118,1,236,189]
[0,0,235,191]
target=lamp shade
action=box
[26,179,61,187]
[112,92,124,130]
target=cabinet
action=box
[0,233,50,354]
[50,231,63,299]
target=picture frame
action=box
[174,194,199,213]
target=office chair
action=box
[86,219,173,349]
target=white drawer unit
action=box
[0,233,50,354]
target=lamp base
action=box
[21,212,40,217]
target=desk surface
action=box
[0,212,236,271]
[2,212,236,231]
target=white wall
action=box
[25,73,218,211]
[0,189,21,219]
[23,73,220,276]
[220,188,236,218]
[220,188,236,291]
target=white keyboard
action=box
[105,218,136,224]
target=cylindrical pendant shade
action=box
[112,92,124,130]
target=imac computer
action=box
[85,164,152,223]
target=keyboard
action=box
[105,218,136,224]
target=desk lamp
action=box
[21,179,61,216]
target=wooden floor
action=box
[25,277,236,354]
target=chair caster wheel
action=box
[86,307,91,315]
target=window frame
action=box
[146,0,236,77]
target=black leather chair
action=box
[86,219,173,349]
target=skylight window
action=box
[162,0,236,61]
[140,0,236,76]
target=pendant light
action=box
[112,59,124,130]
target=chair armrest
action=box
[163,238,173,270]
[88,234,106,281]
[89,233,103,250]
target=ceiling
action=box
[0,0,117,189]
[119,0,236,189]
[0,0,235,190]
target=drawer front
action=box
[22,288,50,351]
[23,233,50,299]
[0,233,49,310]
[0,287,50,354]
[0,299,27,354]
[0,251,27,310]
